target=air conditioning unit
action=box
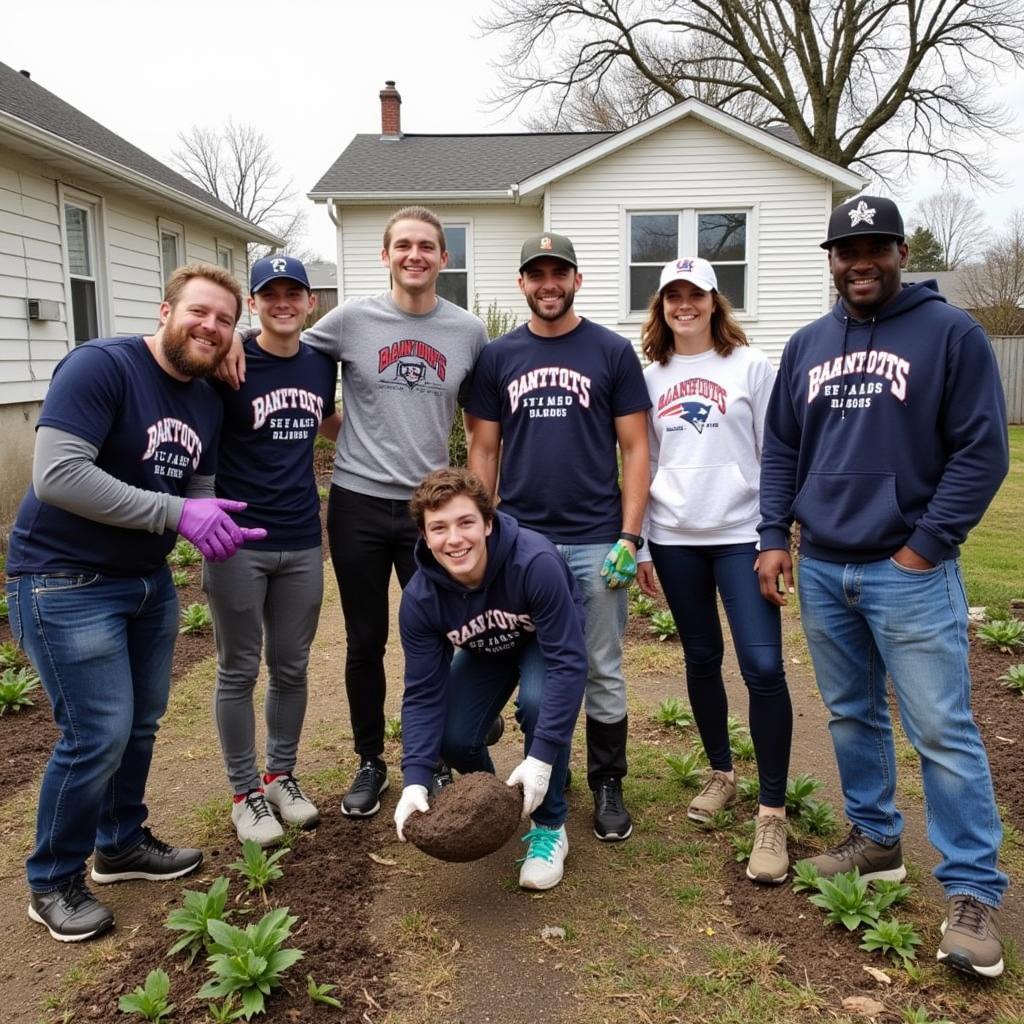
[27,298,61,321]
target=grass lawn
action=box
[960,424,1024,614]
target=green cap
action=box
[519,232,578,272]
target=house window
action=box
[437,224,468,309]
[216,244,234,273]
[160,223,184,286]
[63,201,100,344]
[628,210,749,313]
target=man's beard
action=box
[160,320,227,379]
[525,288,575,322]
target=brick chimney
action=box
[380,80,402,141]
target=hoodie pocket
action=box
[649,463,759,533]
[793,471,909,552]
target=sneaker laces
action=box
[275,775,305,802]
[57,875,97,912]
[139,827,175,855]
[597,780,624,814]
[949,895,991,937]
[353,760,382,788]
[517,826,562,864]
[825,825,869,859]
[242,791,274,822]
[754,815,787,854]
[698,772,732,801]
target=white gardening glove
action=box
[505,756,553,818]
[394,784,429,842]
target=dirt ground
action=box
[2,569,1023,1022]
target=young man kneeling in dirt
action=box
[394,469,587,889]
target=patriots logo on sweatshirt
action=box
[678,401,712,433]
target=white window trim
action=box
[619,204,758,323]
[440,219,473,310]
[58,184,111,344]
[215,239,235,275]
[158,218,185,286]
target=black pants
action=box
[327,485,418,759]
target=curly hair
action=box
[409,468,495,532]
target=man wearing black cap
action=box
[466,232,651,847]
[757,195,1010,977]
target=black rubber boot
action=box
[586,715,632,841]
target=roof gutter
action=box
[0,110,283,247]
[307,189,512,205]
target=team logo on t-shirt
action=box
[806,349,910,409]
[656,377,727,433]
[378,339,448,392]
[141,417,204,478]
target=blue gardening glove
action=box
[600,540,637,589]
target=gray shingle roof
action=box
[310,132,615,195]
[0,61,251,223]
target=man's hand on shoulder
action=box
[214,332,247,390]
[755,549,794,607]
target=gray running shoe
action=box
[801,825,906,882]
[265,774,320,829]
[937,894,1004,978]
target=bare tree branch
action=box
[911,190,986,269]
[961,210,1024,334]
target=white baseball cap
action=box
[658,257,717,293]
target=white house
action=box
[0,61,280,528]
[309,81,867,355]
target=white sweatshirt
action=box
[639,345,775,555]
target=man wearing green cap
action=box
[466,232,650,847]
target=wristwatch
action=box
[618,532,644,550]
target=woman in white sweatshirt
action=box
[636,257,793,884]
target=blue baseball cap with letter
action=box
[249,254,311,294]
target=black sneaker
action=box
[91,828,203,883]
[430,761,454,797]
[28,876,115,942]
[485,716,505,746]
[593,778,633,841]
[341,758,389,817]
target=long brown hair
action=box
[641,286,748,365]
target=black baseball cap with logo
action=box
[821,195,905,249]
[519,232,578,271]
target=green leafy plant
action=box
[474,296,519,340]
[730,832,754,863]
[180,603,213,635]
[977,618,1024,652]
[791,859,821,893]
[729,732,756,762]
[171,569,189,588]
[317,485,329,500]
[629,591,656,617]
[648,610,678,641]
[653,697,694,729]
[205,996,245,1022]
[0,592,8,619]
[999,663,1024,693]
[785,773,824,815]
[798,799,839,837]
[871,878,913,913]
[808,868,880,931]
[0,640,26,668]
[900,1009,953,1024]
[664,750,704,787]
[706,807,736,829]
[383,716,403,740]
[736,776,760,802]
[229,839,289,900]
[198,908,304,1020]
[168,539,201,567]
[306,975,343,1009]
[165,876,231,964]
[0,666,41,715]
[118,968,175,1022]
[860,917,922,963]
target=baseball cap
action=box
[658,257,717,293]
[250,254,311,294]
[519,232,578,272]
[821,195,905,249]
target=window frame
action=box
[215,241,234,274]
[158,218,185,287]
[437,220,472,310]
[58,185,110,345]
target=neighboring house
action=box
[305,260,339,326]
[0,61,281,529]
[901,271,972,308]
[309,81,867,360]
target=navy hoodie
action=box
[399,511,587,790]
[758,281,1008,564]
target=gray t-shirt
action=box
[302,292,488,499]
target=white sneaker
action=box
[265,774,320,828]
[232,790,285,847]
[518,822,568,890]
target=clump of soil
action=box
[405,772,523,862]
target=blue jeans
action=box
[554,544,628,724]
[650,541,792,808]
[798,555,1007,906]
[6,567,179,892]
[440,640,570,828]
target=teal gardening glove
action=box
[600,540,637,589]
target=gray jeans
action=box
[203,547,324,794]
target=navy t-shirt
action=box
[211,337,337,550]
[465,318,651,543]
[7,337,222,576]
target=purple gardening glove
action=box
[177,498,266,562]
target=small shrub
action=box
[808,868,881,931]
[730,732,756,762]
[791,860,821,893]
[0,592,8,619]
[0,640,26,669]
[118,968,175,1022]
[664,750,704,787]
[448,410,468,467]
[860,917,922,963]
[313,434,335,452]
[165,876,231,964]
[653,697,694,729]
[999,664,1024,693]
[629,592,656,617]
[180,603,213,635]
[649,610,678,641]
[736,776,760,802]
[0,667,40,715]
[977,618,1024,653]
[229,839,289,899]
[168,539,201,568]
[171,569,189,588]
[901,1009,953,1024]
[383,716,403,740]
[306,975,343,1009]
[205,996,244,1022]
[798,799,839,837]
[785,773,823,816]
[475,296,518,340]
[871,878,913,912]
[730,832,754,863]
[317,485,329,500]
[706,807,735,829]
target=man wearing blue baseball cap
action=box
[203,255,338,845]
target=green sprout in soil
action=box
[860,917,922,964]
[730,832,754,863]
[306,975,343,1009]
[205,995,245,1022]
[0,640,26,669]
[871,878,913,913]
[999,664,1024,693]
[653,697,694,729]
[180,603,213,635]
[383,716,403,740]
[798,799,839,837]
[808,868,881,931]
[0,666,41,715]
[229,839,289,900]
[118,968,176,1022]
[168,539,201,568]
[791,860,821,892]
[171,569,189,588]
[736,776,760,802]
[165,876,231,964]
[730,731,756,762]
[0,592,8,619]
[648,610,678,641]
[785,773,824,816]
[705,807,736,830]
[901,1009,953,1024]
[664,750,704,788]
[977,618,1024,653]
[629,591,656,617]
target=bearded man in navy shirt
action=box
[6,263,264,942]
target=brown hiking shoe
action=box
[800,825,906,882]
[747,815,789,884]
[687,771,737,822]
[937,895,1004,978]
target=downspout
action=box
[327,198,345,304]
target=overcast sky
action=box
[5,0,1023,261]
